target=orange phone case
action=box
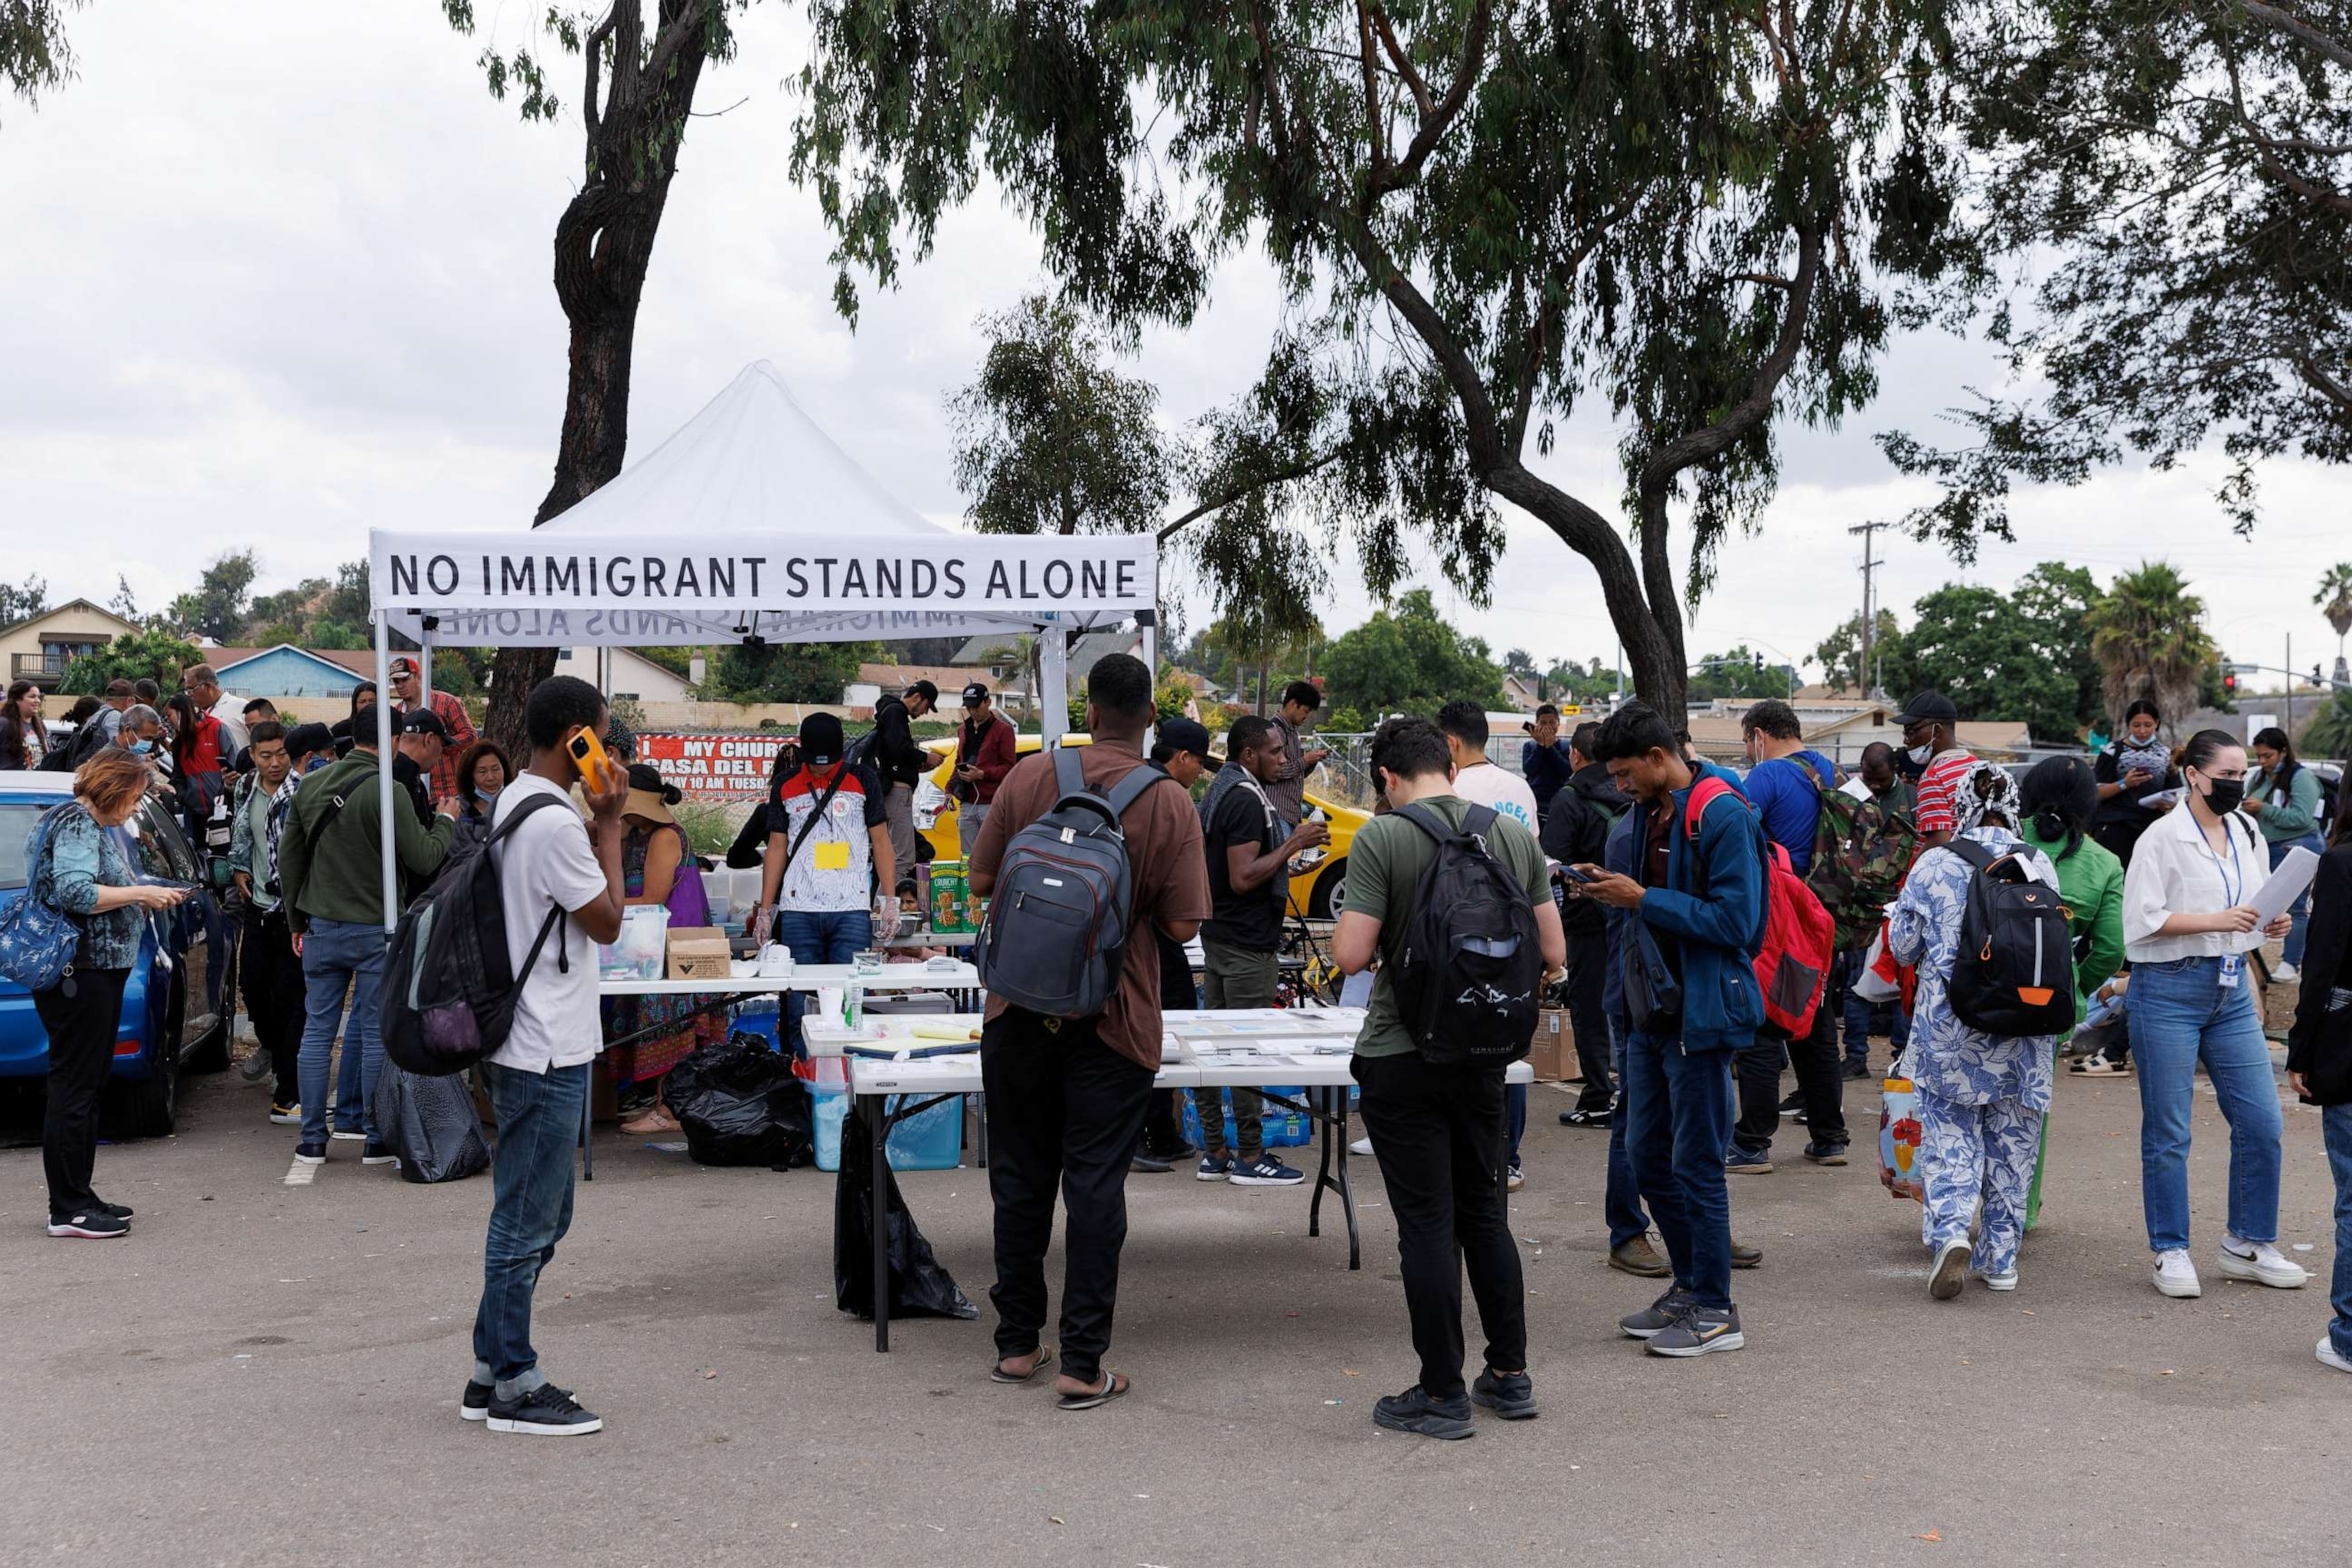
[567,728,616,793]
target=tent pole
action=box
[1040,622,1069,745]
[374,612,397,933]
[1139,609,1158,752]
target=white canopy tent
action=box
[361,360,1159,926]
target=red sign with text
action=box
[634,733,789,800]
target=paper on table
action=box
[2250,846,2320,928]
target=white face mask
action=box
[1906,743,1934,766]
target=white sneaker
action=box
[1981,1268,2019,1292]
[1349,1136,1373,1156]
[1505,1165,1524,1194]
[2273,962,2300,984]
[2216,1236,2309,1289]
[2318,1338,2352,1375]
[2153,1249,2203,1298]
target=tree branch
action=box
[2294,352,2352,413]
[1638,224,1824,495]
[2239,0,2352,71]
[1156,447,1350,542]
[1365,3,1434,116]
[1369,0,1490,196]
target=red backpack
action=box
[1685,776,1838,1040]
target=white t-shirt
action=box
[488,773,609,1073]
[1449,760,1541,838]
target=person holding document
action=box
[2120,730,2305,1301]
[2244,727,2328,983]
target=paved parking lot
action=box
[2,1054,2345,1568]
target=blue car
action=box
[0,771,229,1137]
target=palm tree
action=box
[2084,561,2218,740]
[2317,562,2352,670]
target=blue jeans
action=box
[298,919,384,1147]
[1604,1019,1651,1248]
[2325,1105,2352,1361]
[2130,956,2284,1252]
[333,1018,365,1132]
[1622,1029,1738,1308]
[472,1061,589,1397]
[776,908,875,1054]
[2272,835,2324,967]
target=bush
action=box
[673,800,738,860]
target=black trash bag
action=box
[667,1032,814,1169]
[833,1098,978,1321]
[370,1063,491,1184]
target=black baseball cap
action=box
[1893,689,1959,726]
[398,708,450,740]
[962,682,990,708]
[800,712,846,766]
[1157,717,1212,761]
[907,679,939,706]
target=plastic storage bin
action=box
[597,904,669,981]
[1181,1086,1313,1149]
[812,1087,964,1172]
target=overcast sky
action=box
[4,2,2346,692]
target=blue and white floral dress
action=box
[1886,826,2064,1277]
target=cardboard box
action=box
[666,926,733,981]
[1525,1007,1570,1082]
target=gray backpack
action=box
[975,748,1176,1019]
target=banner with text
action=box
[635,733,791,801]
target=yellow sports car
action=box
[913,733,1362,917]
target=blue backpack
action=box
[0,805,87,991]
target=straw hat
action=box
[622,763,679,826]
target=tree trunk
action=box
[479,2,714,759]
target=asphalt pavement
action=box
[2,1042,2346,1568]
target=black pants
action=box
[240,905,304,1102]
[979,1011,1155,1386]
[35,968,131,1219]
[1734,992,1848,1154]
[1352,1051,1527,1401]
[1136,1089,1186,1157]
[1563,926,1614,1114]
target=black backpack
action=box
[1390,804,1545,1067]
[1943,838,2077,1037]
[380,793,571,1076]
[974,748,1175,1019]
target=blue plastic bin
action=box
[813,1087,964,1172]
[1181,1086,1313,1150]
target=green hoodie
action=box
[276,749,453,933]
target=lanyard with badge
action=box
[2201,821,2246,988]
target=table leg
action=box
[1335,1093,1359,1269]
[1309,1086,1332,1239]
[871,1092,891,1352]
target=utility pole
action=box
[1847,521,1889,698]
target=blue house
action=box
[211,645,374,702]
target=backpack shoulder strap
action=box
[1460,802,1500,841]
[1050,744,1092,802]
[1943,836,1994,871]
[1103,758,1174,818]
[1395,802,1465,847]
[1682,775,1740,839]
[485,790,570,848]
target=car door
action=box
[125,798,217,1053]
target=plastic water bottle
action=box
[844,982,864,1031]
[1289,807,1329,874]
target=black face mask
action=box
[2199,776,2246,815]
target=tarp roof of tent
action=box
[368,360,1153,648]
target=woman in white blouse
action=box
[2121,729,2303,1299]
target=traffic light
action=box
[2223,669,2239,696]
[1753,650,1766,674]
[2314,664,2324,687]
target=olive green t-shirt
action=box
[1347,795,1551,1059]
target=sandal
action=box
[989,1347,1054,1384]
[1056,1370,1131,1411]
[621,1108,681,1135]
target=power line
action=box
[1847,521,1890,697]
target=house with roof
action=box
[0,599,144,689]
[209,645,379,702]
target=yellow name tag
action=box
[812,841,852,872]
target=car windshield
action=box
[0,803,47,890]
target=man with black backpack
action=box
[459,675,630,1436]
[1331,717,1564,1439]
[967,654,1210,1411]
[275,699,453,1168]
[1573,702,1768,1359]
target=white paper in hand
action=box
[2250,846,2320,928]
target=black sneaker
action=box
[1724,1146,1773,1175]
[460,1380,493,1423]
[1803,1142,1849,1166]
[93,1197,134,1220]
[47,1210,129,1240]
[1619,1287,1696,1340]
[294,1142,328,1165]
[1646,1304,1745,1357]
[1372,1385,1474,1440]
[361,1142,400,1167]
[1229,1152,1305,1187]
[1470,1368,1538,1420]
[1130,1150,1174,1174]
[1843,1061,1873,1081]
[1776,1089,1805,1117]
[485,1383,603,1436]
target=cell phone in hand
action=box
[1557,864,1597,885]
[566,727,617,792]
